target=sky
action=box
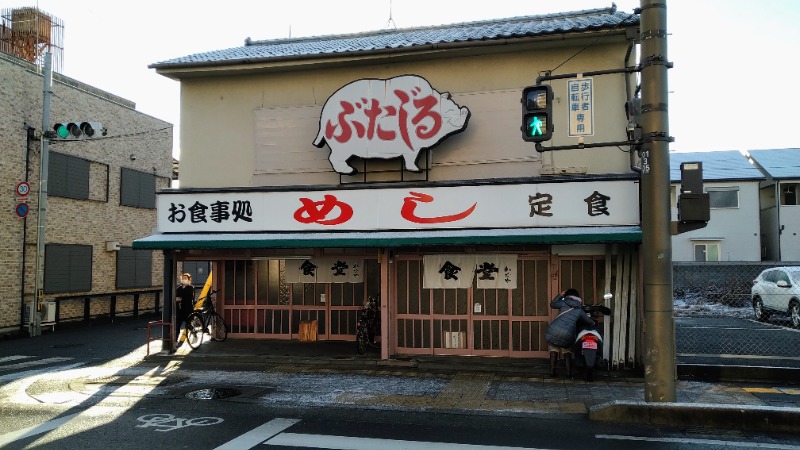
[5,0,800,158]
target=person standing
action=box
[545,288,595,377]
[175,273,195,346]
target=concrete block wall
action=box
[0,52,173,331]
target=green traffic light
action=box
[529,116,544,136]
[55,124,70,138]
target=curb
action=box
[589,400,800,433]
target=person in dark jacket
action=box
[175,273,195,346]
[545,288,595,377]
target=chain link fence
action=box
[673,262,800,368]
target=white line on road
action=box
[265,432,547,450]
[0,356,73,371]
[0,355,33,363]
[0,362,87,382]
[596,434,800,449]
[213,418,300,450]
[0,412,80,447]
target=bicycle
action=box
[185,289,228,344]
[355,294,380,355]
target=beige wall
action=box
[0,53,173,330]
[177,40,635,189]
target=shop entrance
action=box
[394,257,553,357]
[220,259,379,340]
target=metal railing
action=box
[53,289,161,325]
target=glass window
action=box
[693,242,720,262]
[780,183,799,206]
[49,152,90,200]
[116,247,153,288]
[120,168,156,209]
[44,244,92,293]
[707,188,739,208]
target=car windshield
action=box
[792,271,800,284]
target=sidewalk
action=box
[153,336,800,434]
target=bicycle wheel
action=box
[356,331,367,355]
[185,312,205,349]
[208,312,228,342]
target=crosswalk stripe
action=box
[0,357,73,372]
[265,433,546,450]
[214,418,300,450]
[0,355,34,363]
[0,412,80,447]
[0,362,86,382]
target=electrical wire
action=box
[548,11,639,75]
[48,126,172,144]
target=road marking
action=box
[0,355,33,363]
[743,387,800,395]
[0,412,80,447]
[0,357,73,371]
[596,434,800,449]
[0,362,86,382]
[213,418,299,450]
[137,413,224,432]
[266,432,546,450]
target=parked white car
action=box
[751,267,800,327]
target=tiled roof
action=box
[151,5,638,68]
[669,151,764,182]
[746,148,800,180]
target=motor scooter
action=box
[572,293,612,381]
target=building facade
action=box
[669,150,764,262]
[748,148,800,261]
[0,51,173,333]
[139,6,643,362]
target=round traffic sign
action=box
[16,182,30,197]
[15,203,29,218]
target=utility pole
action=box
[639,0,676,401]
[31,51,53,337]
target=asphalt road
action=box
[2,389,800,449]
[1,318,800,450]
[676,316,800,368]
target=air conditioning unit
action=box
[24,301,56,324]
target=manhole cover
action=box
[185,387,242,400]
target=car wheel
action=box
[790,302,800,328]
[753,297,768,322]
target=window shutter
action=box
[66,157,90,199]
[139,173,156,209]
[48,153,69,197]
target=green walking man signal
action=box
[521,85,553,143]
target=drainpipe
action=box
[19,125,35,332]
[776,182,782,261]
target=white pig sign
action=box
[313,75,471,175]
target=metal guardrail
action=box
[53,289,161,325]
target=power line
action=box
[48,126,172,144]
[548,11,638,75]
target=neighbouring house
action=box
[669,150,764,262]
[746,148,800,261]
[0,7,173,333]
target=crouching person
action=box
[545,288,595,378]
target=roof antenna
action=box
[386,0,397,29]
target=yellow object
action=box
[298,320,318,341]
[194,271,214,311]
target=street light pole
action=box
[31,51,53,337]
[639,0,676,401]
